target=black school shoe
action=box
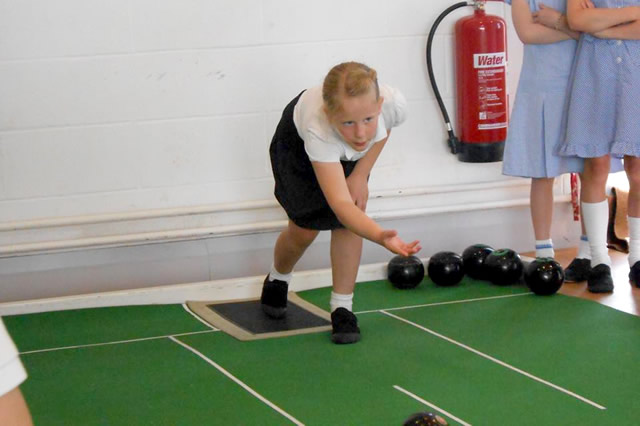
[260,276,288,319]
[331,308,361,344]
[564,258,591,282]
[587,264,614,293]
[628,261,640,288]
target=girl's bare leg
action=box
[273,220,319,274]
[530,177,555,240]
[330,227,363,296]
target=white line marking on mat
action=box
[169,336,304,426]
[394,385,471,426]
[382,311,606,410]
[356,293,531,315]
[19,330,217,355]
[182,302,219,330]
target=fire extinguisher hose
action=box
[426,1,470,154]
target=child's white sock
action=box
[535,239,555,258]
[330,292,353,313]
[581,200,611,267]
[269,263,292,283]
[576,235,591,260]
[628,216,640,266]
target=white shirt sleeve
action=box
[304,129,343,163]
[380,85,408,129]
[0,318,27,397]
[295,84,407,162]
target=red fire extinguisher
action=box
[427,0,508,163]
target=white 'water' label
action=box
[473,52,506,69]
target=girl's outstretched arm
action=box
[512,0,578,43]
[567,0,640,33]
[312,161,421,256]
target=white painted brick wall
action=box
[1,1,584,304]
[0,0,520,224]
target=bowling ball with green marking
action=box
[484,248,523,286]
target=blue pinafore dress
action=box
[557,0,640,158]
[502,0,584,177]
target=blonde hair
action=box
[322,62,380,116]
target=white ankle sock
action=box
[581,200,611,267]
[535,239,554,258]
[330,292,353,313]
[628,216,640,266]
[576,235,591,260]
[269,263,292,283]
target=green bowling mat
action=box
[5,276,640,425]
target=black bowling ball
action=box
[387,255,425,289]
[484,248,523,286]
[427,251,465,287]
[524,258,565,295]
[403,411,449,426]
[461,244,494,280]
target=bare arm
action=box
[0,388,33,426]
[534,3,582,40]
[594,19,640,39]
[312,161,420,256]
[351,134,387,180]
[567,0,640,33]
[512,0,576,44]
[345,132,389,211]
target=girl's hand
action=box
[533,4,564,29]
[579,0,595,9]
[380,230,421,257]
[346,172,369,211]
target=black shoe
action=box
[260,276,288,319]
[331,308,361,344]
[629,261,640,288]
[564,258,591,282]
[587,264,614,293]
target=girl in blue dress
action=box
[503,0,587,271]
[558,0,640,292]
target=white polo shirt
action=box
[293,84,407,162]
[0,318,27,397]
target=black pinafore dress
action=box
[269,92,358,230]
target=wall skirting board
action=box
[0,254,541,316]
[0,261,385,316]
[2,179,537,257]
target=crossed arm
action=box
[511,0,580,44]
[567,0,640,38]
